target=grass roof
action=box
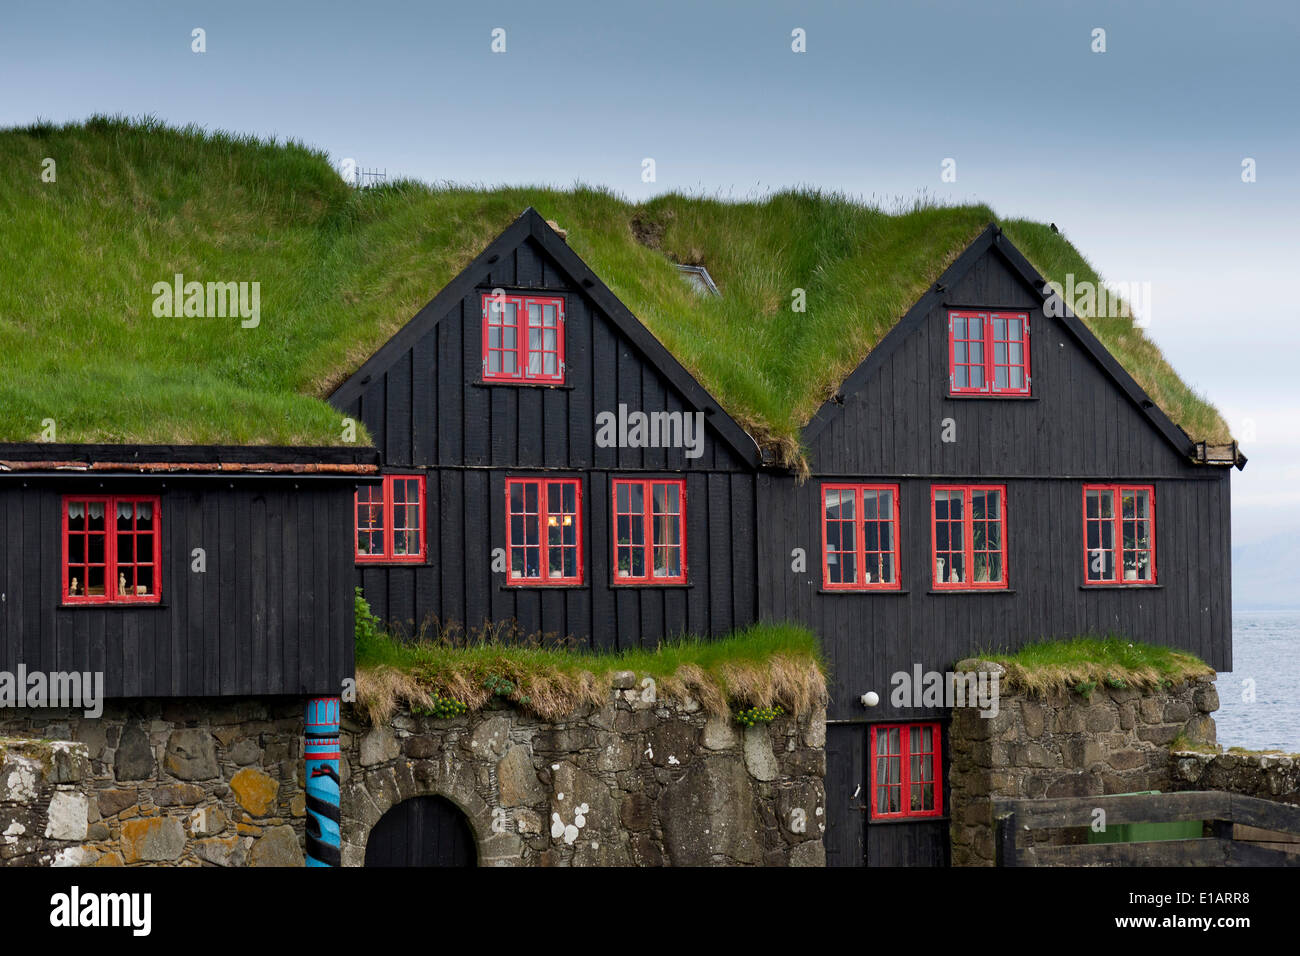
[354,593,827,724]
[969,636,1214,696]
[0,115,1231,455]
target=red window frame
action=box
[869,722,943,820]
[611,478,687,585]
[354,475,426,563]
[931,484,1009,590]
[61,495,162,605]
[505,477,584,586]
[481,292,566,384]
[948,310,1031,396]
[1082,484,1156,585]
[821,483,902,590]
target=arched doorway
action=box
[363,795,478,867]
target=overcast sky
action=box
[3,0,1297,548]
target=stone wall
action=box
[948,662,1219,866]
[1170,750,1300,803]
[0,737,94,866]
[340,674,827,866]
[0,681,828,867]
[0,700,306,867]
[1169,749,1300,858]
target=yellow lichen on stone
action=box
[229,767,278,816]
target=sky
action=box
[2,0,1297,554]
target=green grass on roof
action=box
[1000,220,1230,447]
[971,636,1214,695]
[0,115,1231,452]
[354,590,826,722]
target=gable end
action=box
[330,208,760,469]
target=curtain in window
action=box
[876,726,901,814]
[651,482,681,578]
[67,501,106,521]
[909,724,935,812]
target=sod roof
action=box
[0,116,1232,459]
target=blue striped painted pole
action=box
[304,697,341,867]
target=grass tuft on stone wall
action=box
[354,603,826,725]
[971,636,1213,696]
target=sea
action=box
[1213,610,1300,752]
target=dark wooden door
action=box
[363,796,477,867]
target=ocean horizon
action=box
[1213,609,1300,752]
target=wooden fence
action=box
[993,791,1300,866]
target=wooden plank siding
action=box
[0,477,355,697]
[783,235,1233,866]
[760,473,1230,724]
[788,245,1232,723]
[335,232,758,648]
[329,215,1233,867]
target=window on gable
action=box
[482,293,565,384]
[355,475,426,563]
[1083,484,1155,584]
[932,484,1008,589]
[63,495,161,604]
[949,310,1030,396]
[821,484,901,590]
[870,722,942,820]
[612,478,686,584]
[506,477,583,585]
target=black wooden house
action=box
[0,205,1237,868]
[329,208,1239,867]
[0,445,376,698]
